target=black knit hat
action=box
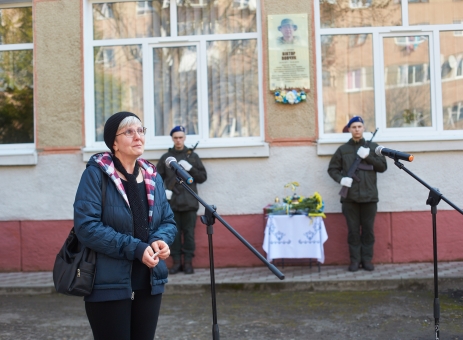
[104,111,140,153]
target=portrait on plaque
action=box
[268,14,310,91]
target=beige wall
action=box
[262,0,317,142]
[35,0,83,149]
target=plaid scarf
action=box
[92,152,157,222]
[112,156,149,242]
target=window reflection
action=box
[0,7,32,45]
[383,36,431,128]
[153,46,199,136]
[177,0,256,36]
[440,31,463,130]
[349,0,372,8]
[409,0,463,25]
[319,0,401,28]
[0,50,33,144]
[321,34,375,133]
[93,1,170,39]
[349,34,368,47]
[207,39,259,137]
[94,45,143,141]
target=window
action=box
[440,31,463,130]
[85,0,263,157]
[349,0,372,9]
[349,33,368,47]
[394,36,427,47]
[320,34,375,133]
[345,68,373,91]
[445,102,463,129]
[397,64,428,85]
[94,3,114,19]
[319,0,401,28]
[453,21,463,36]
[457,58,463,77]
[0,5,33,146]
[136,1,154,15]
[322,70,332,87]
[409,0,461,25]
[324,105,337,133]
[316,0,463,149]
[441,59,453,79]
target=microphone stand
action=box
[392,159,463,340]
[174,176,285,340]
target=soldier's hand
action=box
[178,160,193,171]
[357,147,370,159]
[340,177,353,188]
[165,189,173,200]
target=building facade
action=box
[0,0,462,271]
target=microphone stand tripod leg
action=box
[426,190,441,340]
[200,205,220,340]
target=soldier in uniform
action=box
[157,126,207,274]
[327,116,387,272]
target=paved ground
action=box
[2,261,463,295]
[0,262,463,339]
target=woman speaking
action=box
[74,111,177,339]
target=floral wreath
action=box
[274,90,307,105]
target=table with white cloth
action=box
[262,215,328,268]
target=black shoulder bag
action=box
[52,175,107,296]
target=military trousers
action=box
[341,201,377,263]
[171,210,197,262]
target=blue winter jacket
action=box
[73,153,177,300]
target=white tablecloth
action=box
[262,215,328,263]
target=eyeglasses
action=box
[116,127,147,138]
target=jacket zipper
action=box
[115,174,135,299]
[110,167,152,298]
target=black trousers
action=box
[85,289,162,340]
[171,210,197,262]
[342,201,377,263]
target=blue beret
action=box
[170,125,186,136]
[347,116,364,128]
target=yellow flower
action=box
[312,192,323,210]
[284,181,300,192]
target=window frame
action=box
[314,0,463,155]
[83,0,268,160]
[0,1,36,165]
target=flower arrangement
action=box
[291,192,325,215]
[267,182,325,217]
[274,90,306,105]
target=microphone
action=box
[165,157,194,184]
[375,146,414,162]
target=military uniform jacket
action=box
[328,138,387,203]
[157,146,207,212]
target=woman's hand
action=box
[142,246,160,268]
[151,240,170,260]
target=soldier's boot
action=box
[348,261,360,272]
[169,260,182,274]
[362,261,374,271]
[183,260,194,275]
